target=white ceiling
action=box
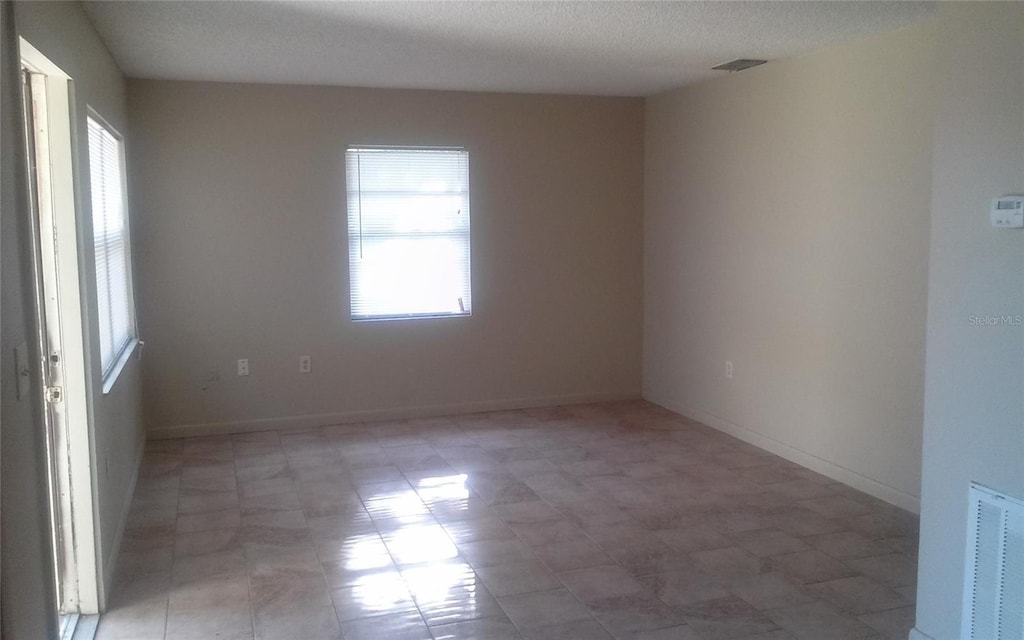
[82,1,936,97]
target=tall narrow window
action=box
[346,146,472,321]
[87,114,136,384]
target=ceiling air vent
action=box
[712,59,767,72]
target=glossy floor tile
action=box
[98,401,917,640]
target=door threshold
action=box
[59,612,78,640]
[67,610,99,634]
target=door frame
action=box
[20,37,101,616]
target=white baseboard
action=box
[908,628,934,640]
[100,435,146,610]
[148,391,641,440]
[645,391,921,514]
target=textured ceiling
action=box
[82,1,936,97]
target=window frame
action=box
[86,108,139,392]
[345,145,473,322]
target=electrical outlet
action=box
[299,355,311,374]
[237,358,249,376]
[725,360,733,379]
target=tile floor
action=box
[97,401,918,640]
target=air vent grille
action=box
[963,483,1024,640]
[712,59,767,72]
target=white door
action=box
[21,39,102,626]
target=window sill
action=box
[352,311,472,323]
[101,338,140,395]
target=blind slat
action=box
[347,147,472,320]
[88,115,135,375]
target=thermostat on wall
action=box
[992,195,1024,228]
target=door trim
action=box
[20,37,101,615]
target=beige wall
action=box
[643,21,936,511]
[915,4,1024,639]
[14,0,144,607]
[127,81,644,436]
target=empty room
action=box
[1,2,1021,640]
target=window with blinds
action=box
[346,147,472,321]
[87,114,136,384]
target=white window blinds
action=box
[87,115,136,379]
[346,147,472,321]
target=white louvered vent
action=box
[963,483,1024,640]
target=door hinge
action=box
[45,386,63,403]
